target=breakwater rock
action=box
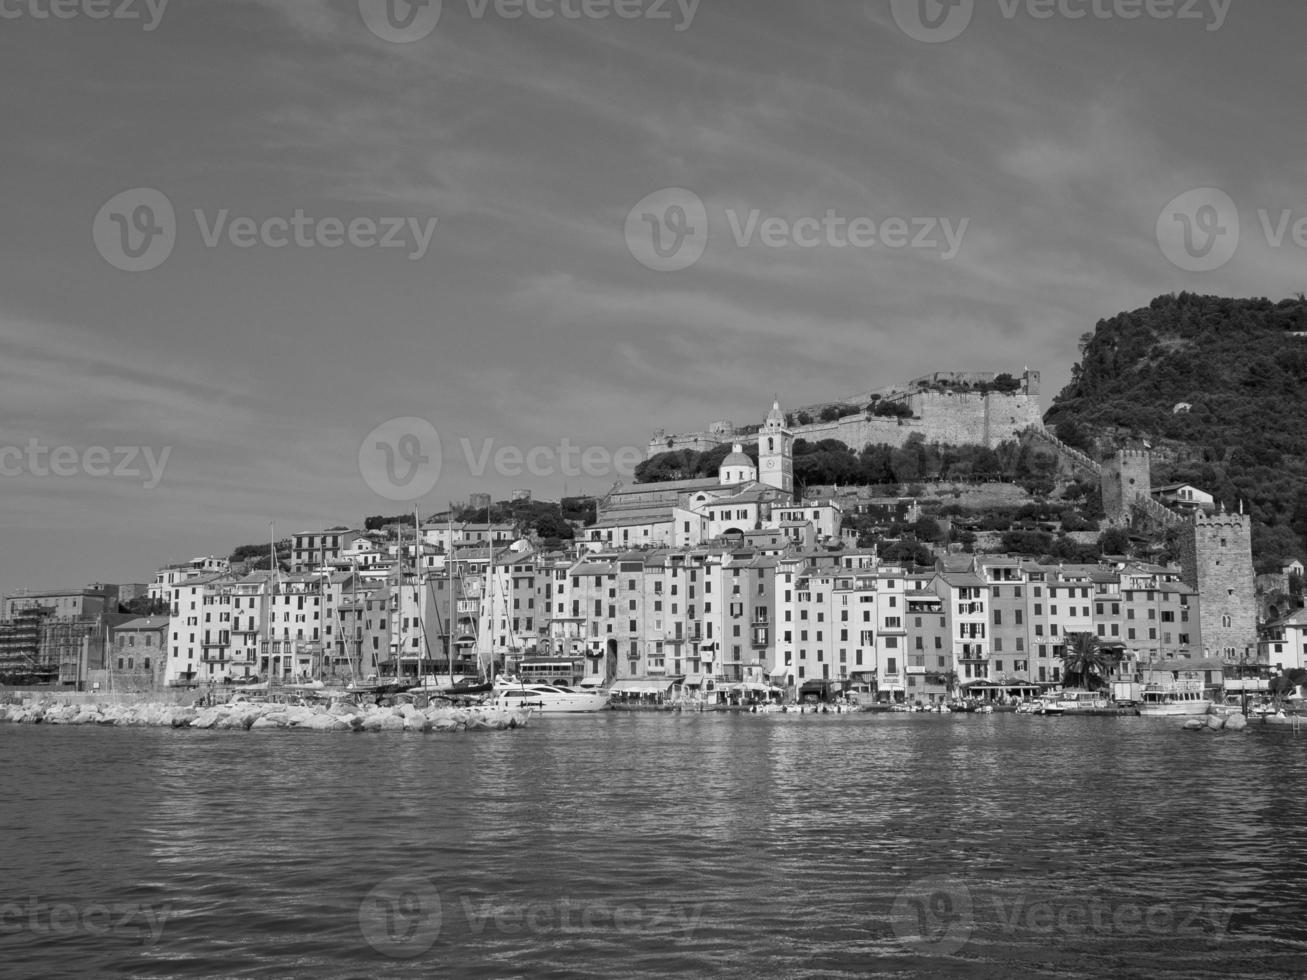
[0,698,531,733]
[1182,712,1249,732]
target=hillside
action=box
[1045,292,1307,570]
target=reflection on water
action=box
[2,715,1306,978]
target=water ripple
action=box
[2,715,1305,978]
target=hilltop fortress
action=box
[649,370,1044,457]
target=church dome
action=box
[719,443,757,485]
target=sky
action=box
[1,0,1304,598]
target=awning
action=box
[798,679,839,693]
[610,678,676,695]
[1226,679,1269,692]
[578,675,606,688]
[769,664,792,680]
[683,673,712,687]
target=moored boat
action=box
[491,683,609,714]
[1138,682,1212,717]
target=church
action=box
[588,402,843,550]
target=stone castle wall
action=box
[650,391,1044,456]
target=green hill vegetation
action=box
[1045,293,1307,570]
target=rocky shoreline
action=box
[0,697,531,733]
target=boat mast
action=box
[267,521,276,685]
[487,502,496,683]
[448,506,455,681]
[415,505,426,692]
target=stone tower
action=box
[1022,367,1040,396]
[759,400,794,500]
[1101,450,1152,524]
[1179,512,1257,662]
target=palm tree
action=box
[1058,633,1112,691]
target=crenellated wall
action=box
[650,389,1044,457]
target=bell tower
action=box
[759,400,794,500]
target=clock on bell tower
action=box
[759,400,794,500]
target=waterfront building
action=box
[290,528,363,572]
[1,584,123,687]
[164,572,234,686]
[105,616,169,690]
[905,581,952,700]
[147,557,229,603]
[976,557,1032,685]
[1026,564,1096,685]
[1257,610,1307,673]
[932,569,990,688]
[790,558,908,694]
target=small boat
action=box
[1059,691,1112,713]
[491,684,609,714]
[1138,683,1212,717]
